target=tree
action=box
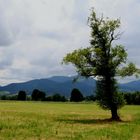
[63,9,140,120]
[31,89,46,101]
[52,94,67,102]
[70,88,84,102]
[124,92,140,105]
[17,90,27,101]
[85,95,96,101]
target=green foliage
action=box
[31,89,46,101]
[70,88,84,102]
[124,91,140,105]
[85,95,96,101]
[0,95,7,100]
[117,63,140,78]
[96,78,125,110]
[63,9,139,120]
[52,94,67,102]
[17,90,27,101]
[45,94,67,102]
[6,95,18,100]
[0,91,67,102]
[0,94,18,100]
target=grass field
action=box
[0,101,140,140]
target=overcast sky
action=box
[0,0,140,85]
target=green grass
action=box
[0,101,140,140]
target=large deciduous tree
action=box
[63,9,140,120]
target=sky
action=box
[0,0,140,85]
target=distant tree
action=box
[31,89,46,101]
[0,95,6,100]
[7,95,18,100]
[70,88,84,102]
[60,95,67,102]
[53,94,63,101]
[26,96,31,101]
[134,91,140,105]
[124,92,140,105]
[38,91,46,101]
[53,94,67,102]
[45,96,53,101]
[31,89,38,101]
[17,90,26,101]
[85,95,96,101]
[63,9,140,120]
[123,92,132,104]
[45,94,67,102]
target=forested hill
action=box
[0,76,139,97]
[0,76,96,97]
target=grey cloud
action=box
[0,49,14,69]
[71,0,89,26]
[0,12,14,46]
[0,0,33,47]
[40,31,71,41]
[6,64,75,84]
[0,59,12,69]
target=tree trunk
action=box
[111,106,120,121]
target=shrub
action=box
[70,88,84,102]
[17,90,27,101]
[31,89,46,101]
[45,94,67,102]
[124,91,140,105]
[85,95,96,101]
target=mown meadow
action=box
[0,101,140,140]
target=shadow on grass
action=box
[57,118,129,125]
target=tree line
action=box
[0,89,67,102]
[0,88,140,105]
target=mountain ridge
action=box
[0,76,139,97]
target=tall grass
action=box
[0,101,139,140]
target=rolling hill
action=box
[0,76,96,97]
[0,76,139,97]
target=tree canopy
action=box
[31,89,46,101]
[17,90,27,101]
[70,88,84,102]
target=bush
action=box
[85,95,96,101]
[7,95,18,100]
[17,90,27,101]
[0,95,7,100]
[31,89,46,101]
[45,96,53,101]
[45,94,67,102]
[70,88,84,102]
[124,91,140,105]
[26,96,31,101]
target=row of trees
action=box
[0,88,140,104]
[0,89,96,102]
[123,92,140,105]
[0,88,85,102]
[0,89,67,102]
[31,89,67,102]
[0,88,93,102]
[70,90,140,104]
